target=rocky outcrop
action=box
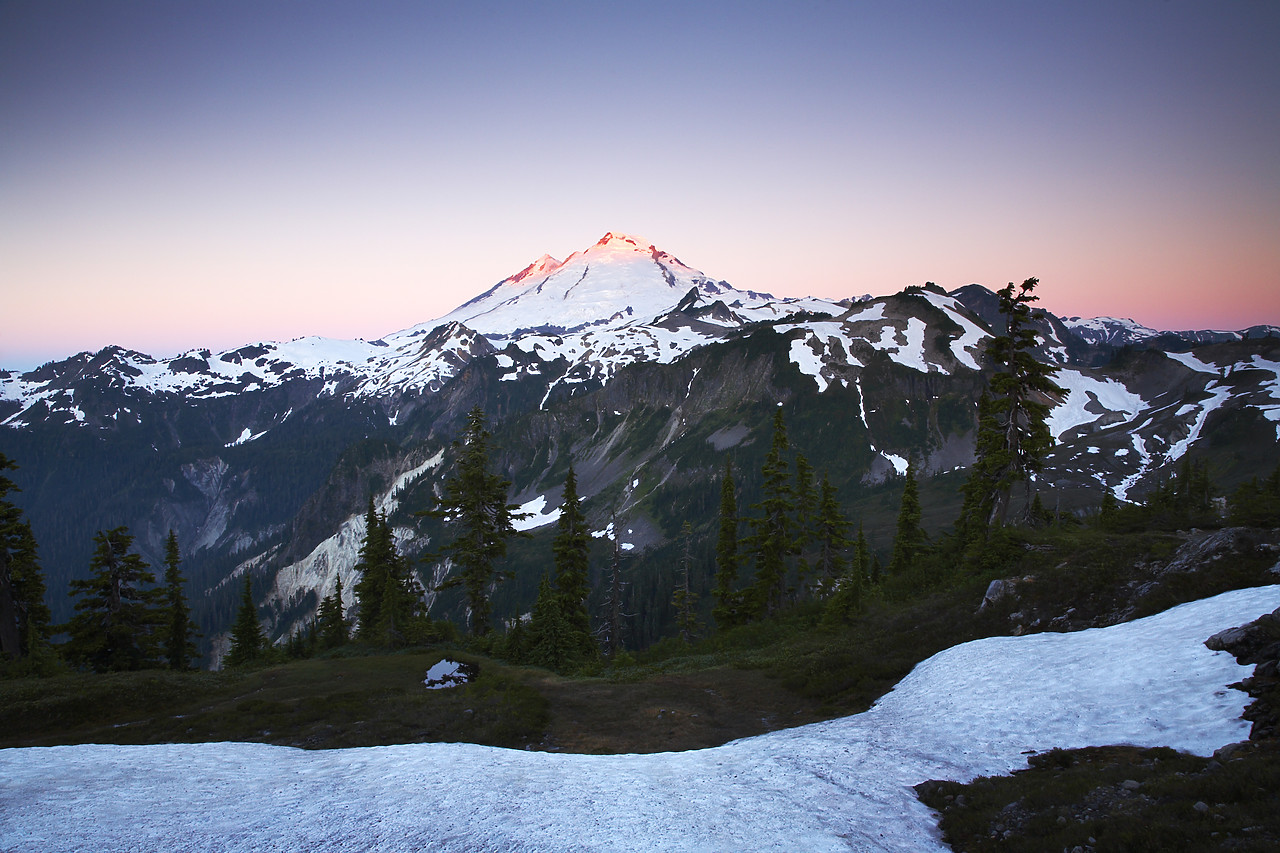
[1205,607,1280,741]
[1163,527,1280,576]
[978,528,1280,637]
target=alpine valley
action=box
[3,232,1279,663]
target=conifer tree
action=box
[712,458,744,629]
[743,409,796,619]
[317,576,349,649]
[1097,489,1120,530]
[225,574,266,667]
[601,516,628,657]
[792,453,818,591]
[672,522,700,643]
[812,473,852,592]
[354,500,420,647]
[960,277,1063,537]
[870,553,884,586]
[1228,464,1280,527]
[527,573,573,672]
[888,462,924,581]
[161,530,199,670]
[431,408,522,636]
[853,523,870,586]
[551,464,594,659]
[63,527,163,672]
[0,454,52,668]
[353,498,386,638]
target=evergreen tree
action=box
[431,408,522,636]
[743,410,796,619]
[869,553,884,586]
[161,530,199,670]
[63,527,163,672]
[225,574,267,667]
[888,462,924,582]
[0,454,53,669]
[354,499,420,647]
[960,277,1063,538]
[792,453,818,593]
[601,516,628,657]
[1097,489,1120,530]
[853,523,871,586]
[1228,464,1280,527]
[812,473,852,592]
[551,464,595,659]
[316,576,349,649]
[527,573,573,672]
[672,522,700,643]
[711,458,744,629]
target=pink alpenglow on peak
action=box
[426,232,730,338]
[509,254,563,284]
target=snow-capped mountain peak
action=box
[425,232,741,339]
[509,254,563,284]
[587,231,654,253]
[1063,315,1159,347]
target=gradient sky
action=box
[2,1,1278,370]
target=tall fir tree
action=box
[316,576,349,649]
[792,453,818,591]
[853,523,870,586]
[551,464,596,660]
[225,574,267,667]
[812,473,852,592]
[63,527,163,672]
[888,462,924,582]
[712,458,744,629]
[1228,464,1280,527]
[672,522,701,643]
[959,277,1063,540]
[431,408,522,636]
[354,499,420,647]
[601,515,628,657]
[161,530,199,670]
[527,572,573,672]
[0,454,53,669]
[743,409,796,619]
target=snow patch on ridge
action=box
[5,586,1275,853]
[1047,369,1146,440]
[512,495,561,531]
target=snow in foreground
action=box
[3,585,1277,853]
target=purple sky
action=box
[2,1,1278,370]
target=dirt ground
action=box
[529,667,828,754]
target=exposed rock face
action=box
[1163,528,1280,576]
[1205,606,1280,741]
[979,528,1280,636]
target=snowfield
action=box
[3,585,1277,853]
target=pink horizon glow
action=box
[2,2,1276,370]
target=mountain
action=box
[2,233,1278,661]
[1063,314,1280,351]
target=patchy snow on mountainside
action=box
[782,321,863,391]
[1064,315,1159,346]
[3,585,1275,853]
[511,495,561,531]
[875,316,931,373]
[918,290,988,370]
[1164,349,1220,375]
[1047,369,1146,440]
